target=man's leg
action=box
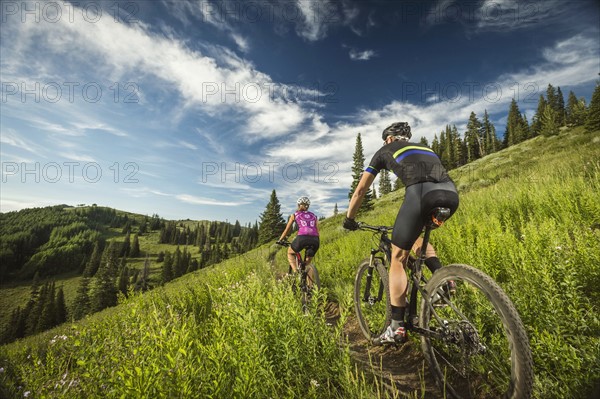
[389,244,409,307]
[378,244,409,343]
[412,237,442,274]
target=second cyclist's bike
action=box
[353,207,534,399]
[277,241,321,313]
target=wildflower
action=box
[555,246,562,251]
[24,392,31,398]
[0,367,4,373]
[310,379,320,388]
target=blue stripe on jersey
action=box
[395,149,439,163]
[365,166,378,175]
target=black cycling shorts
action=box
[291,235,320,258]
[392,181,459,250]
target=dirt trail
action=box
[271,253,441,397]
[325,301,442,398]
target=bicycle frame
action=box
[360,218,447,340]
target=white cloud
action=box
[3,7,310,140]
[176,194,249,206]
[0,129,45,156]
[422,0,571,33]
[265,31,599,182]
[58,152,97,163]
[295,0,360,41]
[349,49,377,61]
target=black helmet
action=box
[382,122,411,141]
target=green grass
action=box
[1,127,599,398]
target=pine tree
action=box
[431,134,440,156]
[546,84,558,115]
[72,277,91,320]
[348,133,373,211]
[333,203,339,216]
[55,286,67,325]
[121,231,131,257]
[566,90,587,126]
[393,176,402,191]
[448,125,460,168]
[504,98,527,146]
[372,185,377,199]
[451,125,465,167]
[531,94,547,136]
[162,251,173,284]
[36,282,56,333]
[130,233,140,257]
[439,127,449,168]
[258,190,286,244]
[92,251,118,312]
[481,110,498,156]
[118,266,129,296]
[541,106,560,136]
[419,137,429,146]
[83,241,103,277]
[135,257,151,292]
[585,83,600,132]
[465,112,482,162]
[556,87,566,126]
[378,169,392,196]
[233,220,242,237]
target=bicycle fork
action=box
[363,250,385,304]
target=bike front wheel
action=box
[420,264,534,399]
[354,258,391,340]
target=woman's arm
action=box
[278,214,295,241]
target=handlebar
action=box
[357,223,393,234]
[276,240,291,247]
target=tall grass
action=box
[1,127,599,398]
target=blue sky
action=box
[1,0,599,224]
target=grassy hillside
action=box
[1,127,599,398]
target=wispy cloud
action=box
[295,0,360,41]
[3,6,312,139]
[176,194,249,207]
[0,129,45,156]
[162,0,251,53]
[58,152,97,163]
[422,0,572,33]
[349,48,377,61]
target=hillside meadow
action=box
[1,127,599,398]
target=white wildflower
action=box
[555,246,562,251]
[0,367,4,373]
[24,392,31,398]
[310,379,320,387]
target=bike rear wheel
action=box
[300,264,321,312]
[354,258,391,340]
[420,264,534,399]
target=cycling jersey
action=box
[294,211,319,236]
[365,141,452,187]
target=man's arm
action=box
[347,171,376,219]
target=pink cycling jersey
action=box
[295,211,319,236]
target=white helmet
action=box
[297,196,310,207]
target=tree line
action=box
[341,82,600,214]
[0,205,263,344]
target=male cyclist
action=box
[278,197,320,272]
[343,122,459,344]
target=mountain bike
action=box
[277,241,321,313]
[353,207,534,399]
